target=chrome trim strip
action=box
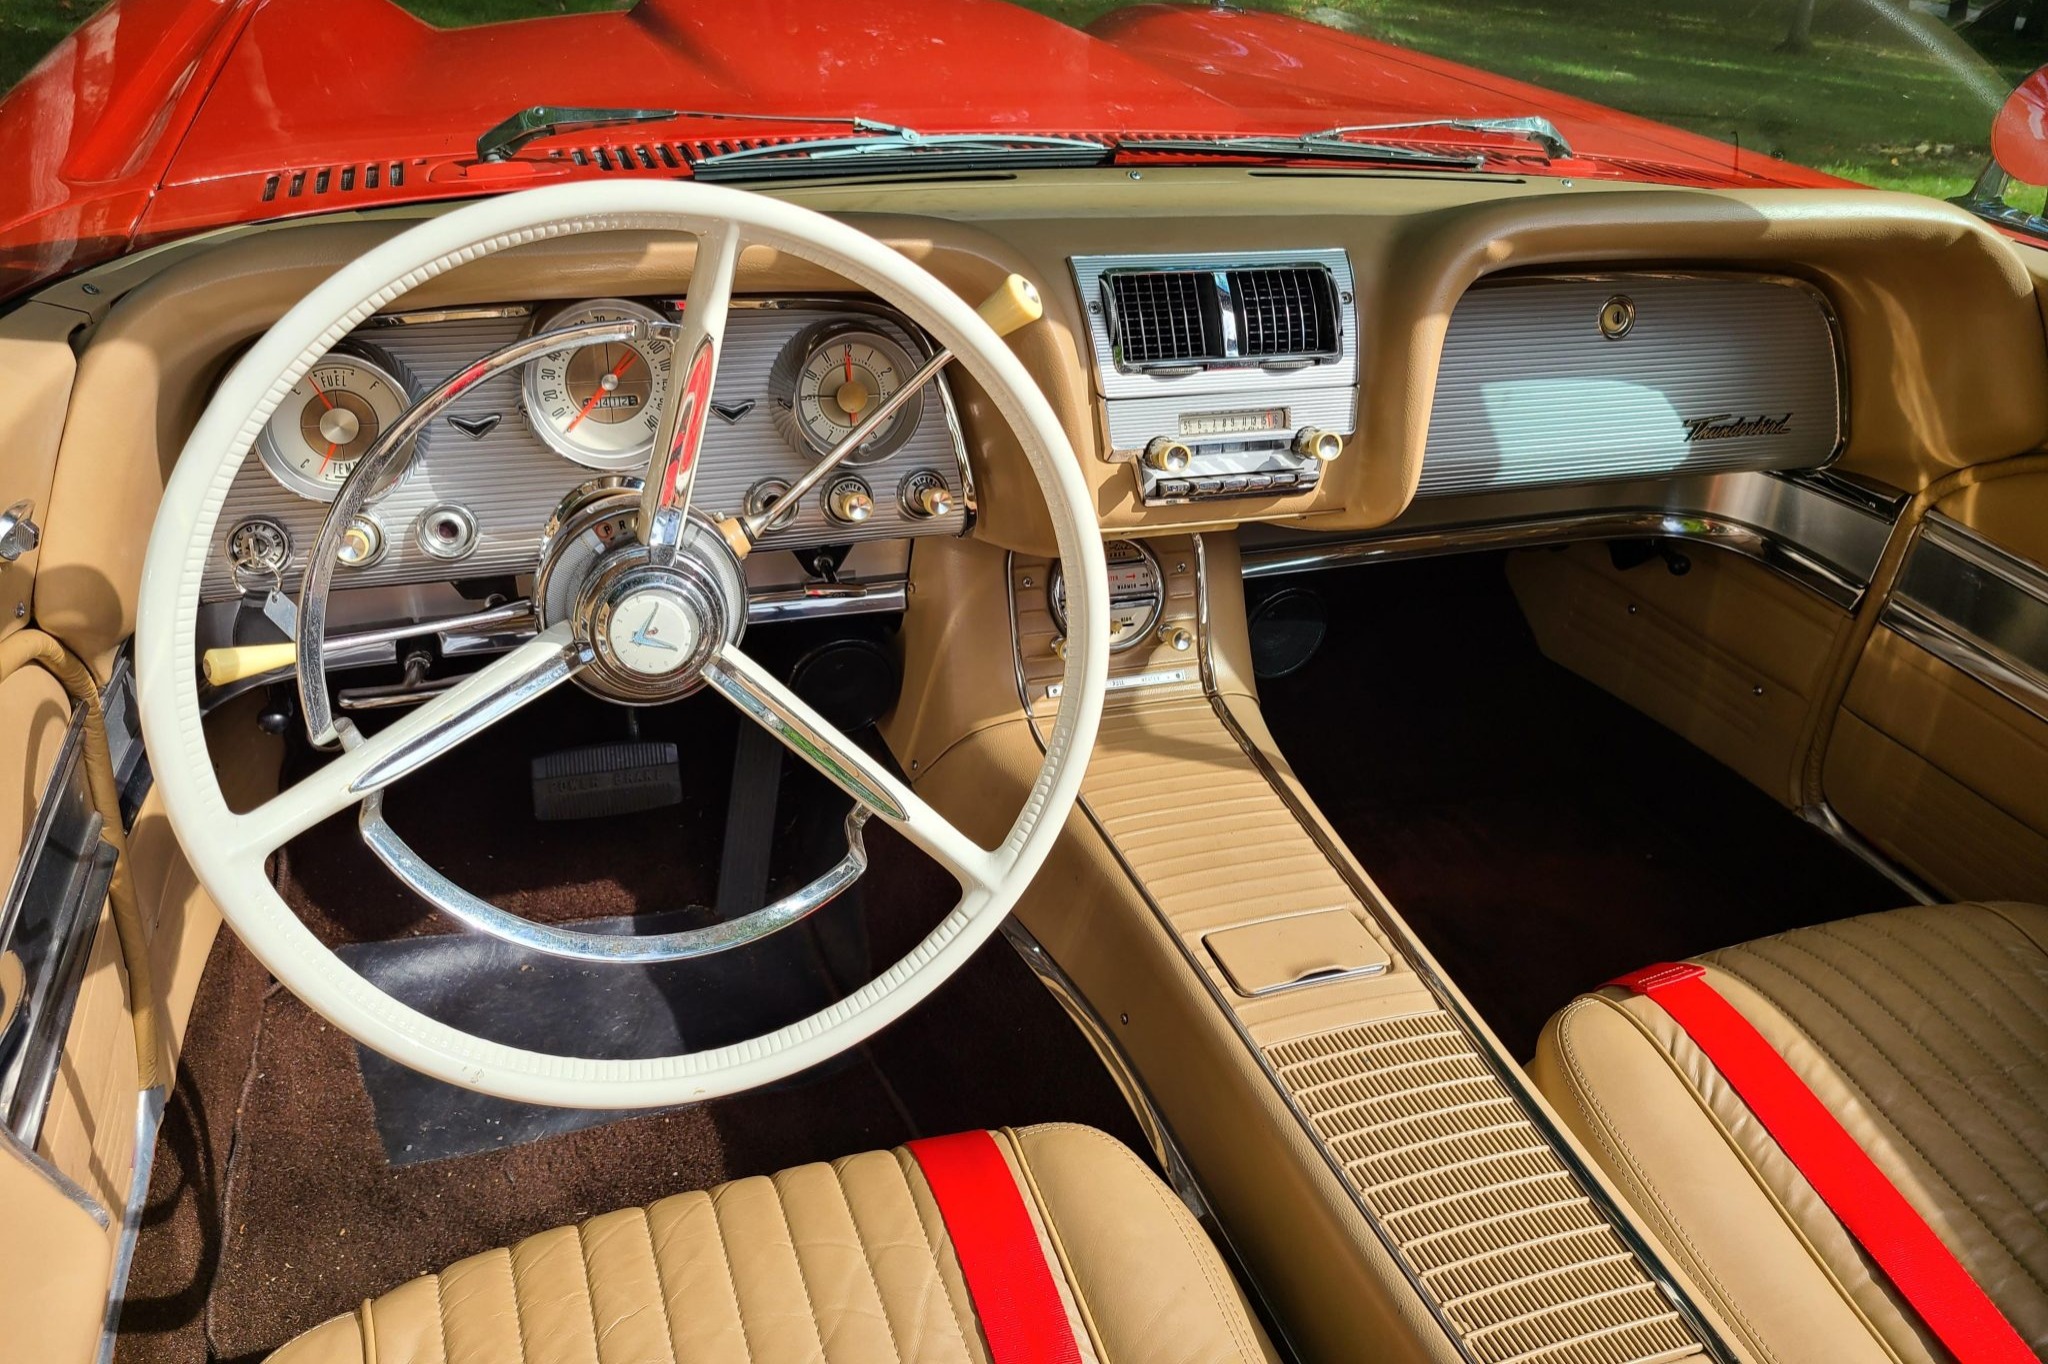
[0,709,120,1145]
[1240,468,1898,609]
[746,580,908,623]
[95,1084,166,1364]
[1798,804,1939,906]
[1885,604,2048,729]
[1886,511,2048,726]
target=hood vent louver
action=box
[1102,263,1341,373]
[262,161,405,203]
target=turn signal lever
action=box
[716,274,1042,558]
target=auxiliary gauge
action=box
[523,298,673,470]
[769,322,925,464]
[256,347,412,501]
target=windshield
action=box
[2,0,2043,210]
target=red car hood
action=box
[0,0,1845,299]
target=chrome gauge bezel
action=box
[1048,538,1164,654]
[521,298,674,471]
[255,345,413,502]
[768,321,926,465]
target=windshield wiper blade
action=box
[1114,133,1484,170]
[1310,116,1576,161]
[690,125,1111,181]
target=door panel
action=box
[1824,478,2048,903]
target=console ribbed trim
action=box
[1268,1013,1706,1364]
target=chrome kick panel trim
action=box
[1240,468,1897,609]
[205,302,970,600]
[1420,273,1844,498]
[1885,511,2048,726]
[0,708,120,1146]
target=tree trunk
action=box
[1779,0,1817,52]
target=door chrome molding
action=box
[95,1084,166,1364]
[1798,803,1939,906]
[1885,511,2048,727]
[1240,467,1900,610]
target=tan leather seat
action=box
[270,1122,1276,1364]
[1532,902,2048,1364]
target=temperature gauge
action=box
[256,349,411,501]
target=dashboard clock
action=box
[256,347,412,501]
[523,298,673,469]
[769,322,924,464]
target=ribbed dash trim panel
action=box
[1268,1013,1707,1364]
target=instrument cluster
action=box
[209,296,971,602]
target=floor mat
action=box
[117,670,1147,1363]
[336,906,862,1165]
[1257,551,1906,1059]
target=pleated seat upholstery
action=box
[270,1122,1276,1364]
[1533,902,2048,1364]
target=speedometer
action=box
[256,348,411,501]
[769,323,924,464]
[522,298,673,469]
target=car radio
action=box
[1070,249,1359,506]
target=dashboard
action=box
[204,296,971,604]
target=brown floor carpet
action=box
[117,672,1145,1363]
[1257,550,1906,1059]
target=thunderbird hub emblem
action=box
[710,399,756,425]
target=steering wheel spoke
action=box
[702,642,1001,893]
[230,623,590,858]
[640,221,742,564]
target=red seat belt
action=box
[1610,962,2035,1364]
[908,1131,1083,1364]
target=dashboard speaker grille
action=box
[1104,270,1219,367]
[1268,1012,1707,1364]
[1231,265,1341,359]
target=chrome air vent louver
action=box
[1100,262,1342,372]
[261,162,407,202]
[1231,265,1342,359]
[1103,271,1221,367]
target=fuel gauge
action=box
[256,348,412,501]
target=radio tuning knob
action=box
[1142,437,1194,473]
[1294,428,1345,463]
[1158,624,1194,652]
[824,477,874,525]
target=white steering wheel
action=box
[136,182,1108,1107]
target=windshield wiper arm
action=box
[1310,116,1576,161]
[691,125,1110,180]
[478,106,681,162]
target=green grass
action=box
[4,0,2038,200]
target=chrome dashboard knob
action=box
[900,473,954,520]
[1294,427,1344,463]
[1142,437,1194,473]
[1158,624,1194,652]
[824,476,874,526]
